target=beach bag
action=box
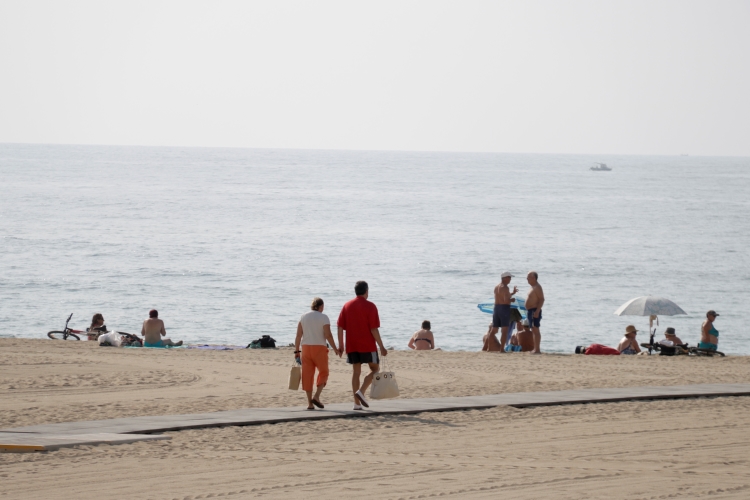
[247,335,276,349]
[98,331,122,347]
[369,358,399,400]
[288,361,301,390]
[260,335,276,348]
[659,345,677,356]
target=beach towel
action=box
[504,321,517,351]
[187,345,244,350]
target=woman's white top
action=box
[299,310,330,346]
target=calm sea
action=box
[1,144,748,353]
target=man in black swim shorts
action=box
[483,271,518,352]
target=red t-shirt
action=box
[337,296,380,353]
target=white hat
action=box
[501,271,513,278]
[521,318,530,327]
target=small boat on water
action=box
[590,162,612,171]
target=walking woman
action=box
[294,297,340,410]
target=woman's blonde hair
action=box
[310,297,324,311]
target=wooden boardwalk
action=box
[3,383,749,452]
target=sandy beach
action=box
[2,338,750,499]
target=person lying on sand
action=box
[141,309,182,348]
[408,320,435,350]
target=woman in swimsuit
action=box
[408,320,435,351]
[617,325,641,355]
[699,310,720,350]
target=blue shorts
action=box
[493,304,511,328]
[698,342,717,351]
[527,308,542,327]
[143,340,166,348]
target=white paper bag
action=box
[288,362,301,391]
[369,358,399,399]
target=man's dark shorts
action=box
[492,304,511,328]
[527,308,542,328]
[346,351,379,365]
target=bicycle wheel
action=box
[47,330,80,340]
[695,348,725,357]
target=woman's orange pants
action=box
[301,345,329,392]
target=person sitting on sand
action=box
[699,310,720,351]
[482,322,503,352]
[141,309,182,348]
[408,320,435,350]
[618,325,641,355]
[87,313,108,340]
[294,297,340,410]
[516,319,535,352]
[662,327,684,346]
[506,329,523,352]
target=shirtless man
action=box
[525,271,544,354]
[483,271,518,352]
[141,309,182,348]
[663,327,684,346]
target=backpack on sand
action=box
[247,335,277,349]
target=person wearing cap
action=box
[662,327,684,346]
[699,310,720,351]
[617,325,641,355]
[483,271,518,352]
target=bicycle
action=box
[47,313,84,340]
[640,331,724,357]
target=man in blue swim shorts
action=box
[483,271,518,352]
[525,271,545,354]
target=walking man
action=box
[337,281,388,410]
[525,271,545,354]
[483,271,518,352]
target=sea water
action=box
[1,144,748,353]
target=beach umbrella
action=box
[614,296,687,342]
[614,296,687,317]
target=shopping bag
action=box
[369,357,399,399]
[288,361,301,390]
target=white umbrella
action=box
[614,296,687,317]
[614,296,687,343]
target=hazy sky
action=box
[1,1,748,155]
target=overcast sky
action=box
[1,1,748,155]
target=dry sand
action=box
[2,338,750,499]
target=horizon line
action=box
[0,141,748,159]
